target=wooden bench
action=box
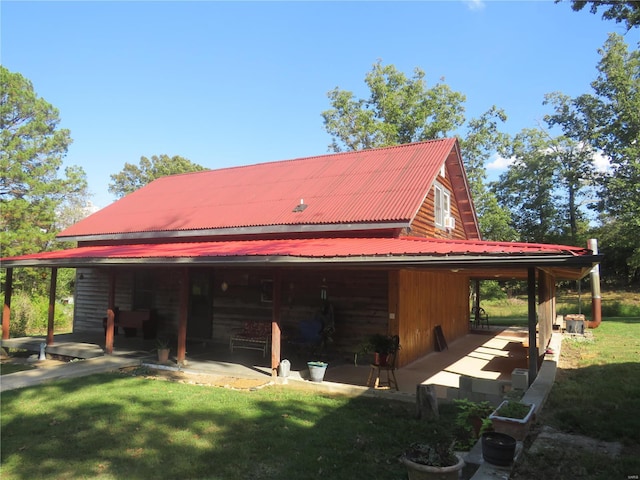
[103,309,157,339]
[229,321,271,357]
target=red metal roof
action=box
[1,237,593,267]
[59,139,459,239]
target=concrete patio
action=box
[2,326,530,401]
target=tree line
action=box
[1,0,638,295]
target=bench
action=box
[229,321,271,357]
[103,309,157,339]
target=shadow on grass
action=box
[1,372,443,480]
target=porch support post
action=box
[177,267,189,365]
[527,267,538,385]
[271,269,282,379]
[105,269,116,355]
[2,268,13,340]
[46,267,58,345]
[474,279,481,326]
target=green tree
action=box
[109,154,207,198]
[494,127,595,245]
[559,0,640,31]
[460,107,517,241]
[545,34,640,283]
[322,61,466,152]
[0,66,88,294]
[322,61,514,240]
[493,129,561,244]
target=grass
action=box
[0,371,476,480]
[512,317,640,480]
[481,289,640,326]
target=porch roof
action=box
[1,236,599,279]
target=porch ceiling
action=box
[1,237,600,280]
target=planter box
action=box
[489,401,535,441]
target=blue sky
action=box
[2,1,636,209]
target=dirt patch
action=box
[121,366,271,391]
[529,425,622,458]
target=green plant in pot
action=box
[363,333,399,366]
[156,337,170,363]
[488,400,535,441]
[401,419,465,480]
[453,398,494,448]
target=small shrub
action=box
[9,292,72,336]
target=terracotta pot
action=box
[157,348,170,363]
[374,352,389,366]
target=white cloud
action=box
[487,154,514,170]
[592,150,611,173]
[464,0,486,11]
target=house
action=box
[1,139,601,379]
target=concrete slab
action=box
[1,356,141,392]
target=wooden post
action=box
[271,269,282,379]
[527,267,538,385]
[474,279,481,326]
[47,267,58,345]
[177,267,189,365]
[416,384,439,419]
[105,269,116,355]
[2,268,13,340]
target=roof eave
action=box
[56,222,410,243]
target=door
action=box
[187,270,213,339]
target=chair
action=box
[471,306,489,329]
[366,335,400,390]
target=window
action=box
[133,270,154,309]
[434,183,451,228]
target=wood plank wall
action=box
[74,266,390,354]
[394,269,470,367]
[408,165,467,240]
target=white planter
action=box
[489,400,535,441]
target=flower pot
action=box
[307,361,328,382]
[157,348,170,363]
[374,352,389,366]
[489,400,535,441]
[400,453,465,480]
[481,432,516,466]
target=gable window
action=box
[434,183,451,228]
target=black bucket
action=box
[482,432,516,466]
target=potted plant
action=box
[453,398,494,447]
[156,337,170,363]
[307,361,328,382]
[400,420,465,480]
[488,400,535,441]
[363,333,399,366]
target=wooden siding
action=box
[408,163,468,240]
[394,269,470,366]
[73,268,132,332]
[73,266,390,354]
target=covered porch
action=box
[2,325,530,400]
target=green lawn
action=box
[513,317,640,480]
[1,372,473,480]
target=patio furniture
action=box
[471,306,489,329]
[229,321,272,357]
[102,308,157,339]
[366,335,400,390]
